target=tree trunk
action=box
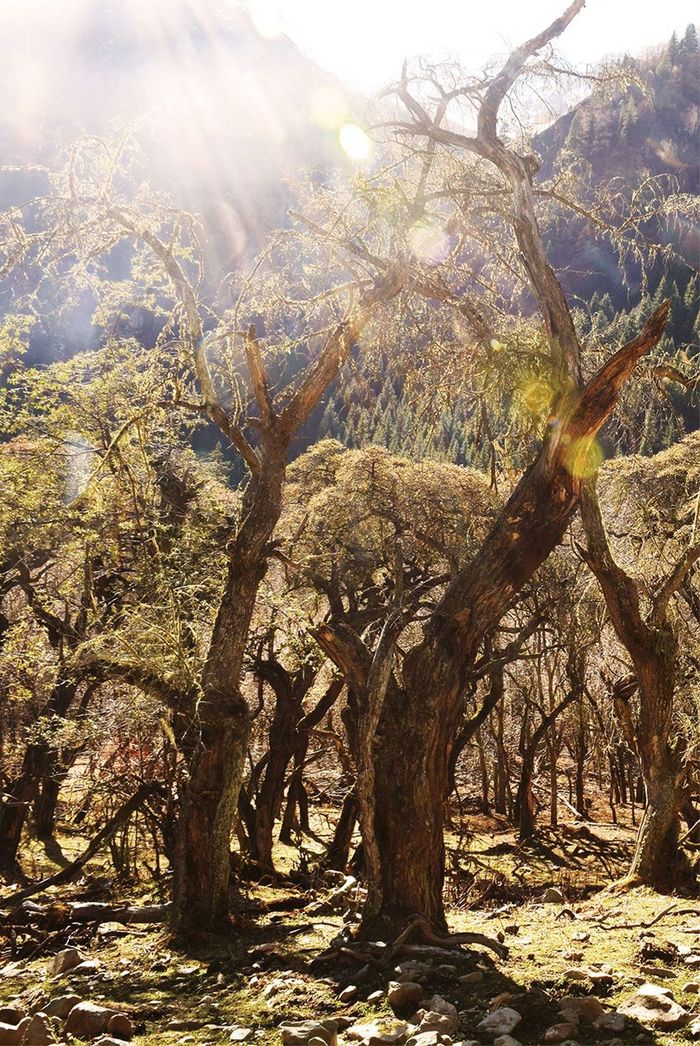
[0,676,78,864]
[323,787,357,871]
[628,748,682,887]
[34,775,62,839]
[170,450,286,936]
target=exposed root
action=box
[391,914,508,959]
[312,911,507,974]
[602,874,643,895]
[597,901,700,930]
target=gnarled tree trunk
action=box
[580,482,698,888]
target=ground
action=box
[1,812,699,1045]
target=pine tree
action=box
[681,23,699,54]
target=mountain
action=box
[0,0,359,276]
[535,24,699,306]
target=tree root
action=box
[312,912,507,974]
[597,901,700,930]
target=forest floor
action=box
[1,812,699,1046]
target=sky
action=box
[249,0,699,89]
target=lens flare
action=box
[520,377,554,417]
[248,0,284,39]
[407,220,449,265]
[339,123,371,161]
[563,435,604,479]
[310,86,349,129]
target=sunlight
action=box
[407,219,450,265]
[338,122,371,161]
[310,86,350,130]
[247,0,284,39]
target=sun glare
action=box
[338,123,371,161]
[407,220,450,265]
[248,0,284,40]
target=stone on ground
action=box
[279,1020,338,1046]
[618,983,689,1029]
[477,1006,521,1036]
[50,949,84,977]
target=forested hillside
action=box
[0,3,699,1046]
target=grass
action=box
[1,814,699,1044]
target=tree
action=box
[312,0,671,937]
[0,141,402,933]
[578,437,700,887]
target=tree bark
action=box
[0,675,79,864]
[579,482,697,888]
[170,448,287,935]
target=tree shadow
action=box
[40,835,69,869]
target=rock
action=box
[541,887,564,903]
[564,969,588,981]
[94,1039,131,1046]
[477,1006,521,1036]
[563,951,583,962]
[685,982,700,994]
[0,1020,30,1046]
[405,1034,440,1046]
[43,997,80,1020]
[0,1013,23,1028]
[229,1031,253,1043]
[425,996,457,1018]
[493,1037,521,1046]
[618,984,689,1030]
[394,963,430,982]
[558,996,604,1023]
[65,1002,116,1039]
[544,1023,577,1043]
[689,1014,700,1038]
[339,985,359,1003]
[307,1040,329,1046]
[345,1021,410,1044]
[388,982,424,1011]
[640,965,675,979]
[458,971,483,985]
[107,1013,133,1040]
[685,956,700,969]
[279,1020,338,1046]
[19,1014,54,1044]
[415,1010,459,1036]
[367,991,384,1003]
[50,949,84,977]
[588,971,614,987]
[593,1012,625,1033]
[68,960,101,976]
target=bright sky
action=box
[250,0,699,89]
